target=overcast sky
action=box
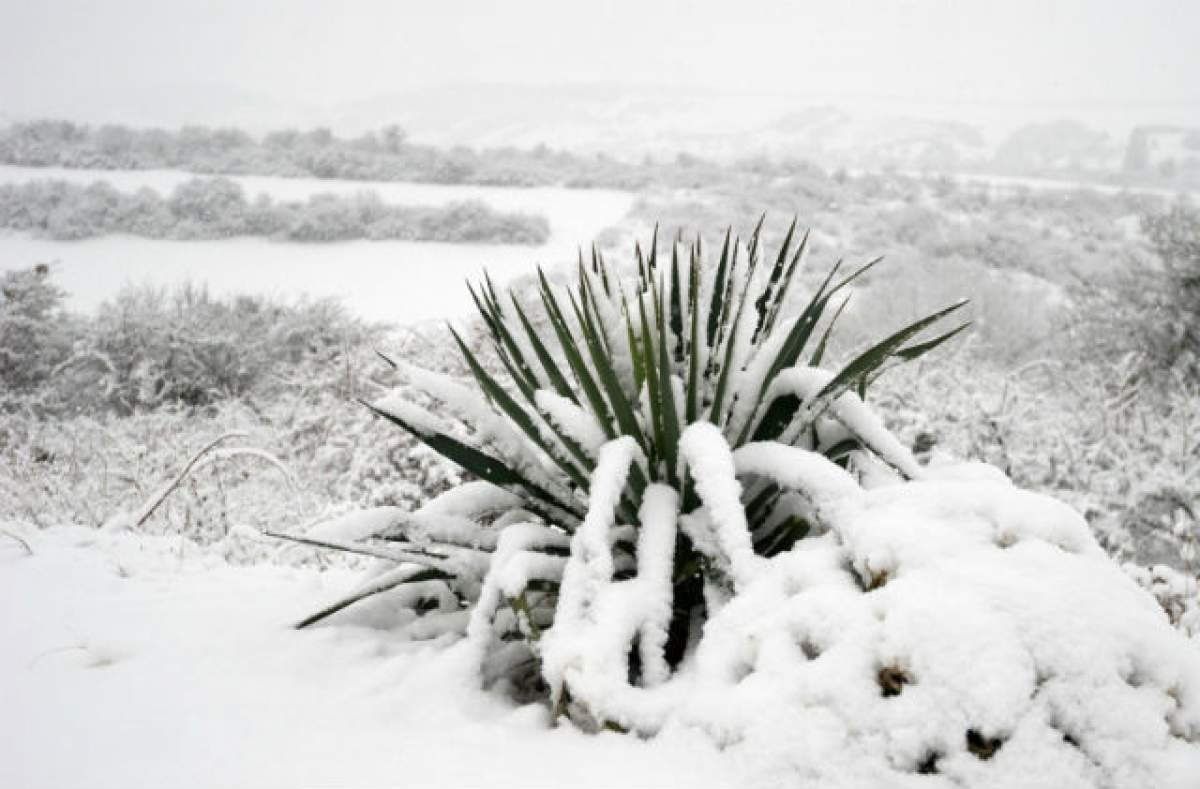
[1,0,1197,128]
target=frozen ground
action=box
[0,166,632,323]
[0,164,634,218]
[0,525,732,789]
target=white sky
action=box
[1,0,1197,127]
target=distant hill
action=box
[331,83,1156,182]
[4,80,1198,187]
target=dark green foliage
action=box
[376,217,968,529]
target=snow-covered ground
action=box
[0,166,633,323]
[0,164,632,218]
[0,525,732,789]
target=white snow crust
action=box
[0,524,731,789]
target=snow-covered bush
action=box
[0,177,551,244]
[282,220,968,680]
[0,315,471,547]
[874,349,1200,573]
[277,222,1200,783]
[1140,202,1199,378]
[0,264,75,395]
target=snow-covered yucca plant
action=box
[279,219,965,686]
[279,220,1200,783]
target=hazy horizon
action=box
[2,0,1198,140]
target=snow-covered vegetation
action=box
[3,134,1199,786]
[290,220,968,641]
[0,268,464,548]
[235,221,1199,786]
[0,176,550,243]
[0,120,662,189]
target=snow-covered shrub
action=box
[875,349,1200,574]
[283,219,967,680]
[6,274,376,417]
[281,221,1200,783]
[1140,201,1199,379]
[0,177,552,244]
[0,264,75,396]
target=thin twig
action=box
[133,431,248,527]
[1,529,33,556]
[263,529,451,564]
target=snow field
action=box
[0,524,731,789]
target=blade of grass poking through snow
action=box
[578,263,613,357]
[538,269,616,437]
[568,286,652,500]
[508,294,573,405]
[716,240,742,353]
[572,289,646,452]
[493,350,535,408]
[265,529,451,565]
[511,295,577,404]
[748,212,766,265]
[706,228,732,347]
[591,244,611,296]
[375,349,398,369]
[893,321,973,362]
[293,566,453,629]
[861,321,974,392]
[753,215,797,342]
[669,242,684,363]
[449,327,592,490]
[296,565,453,628]
[656,275,682,485]
[647,223,659,274]
[622,291,646,395]
[761,228,809,338]
[484,271,504,319]
[708,255,756,424]
[813,299,969,406]
[828,255,882,298]
[809,293,852,367]
[488,322,538,404]
[638,287,665,474]
[360,399,575,522]
[649,258,664,329]
[476,285,540,401]
[467,281,500,341]
[685,240,701,424]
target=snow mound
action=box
[535,444,1200,788]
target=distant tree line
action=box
[0,120,671,189]
[0,177,550,243]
